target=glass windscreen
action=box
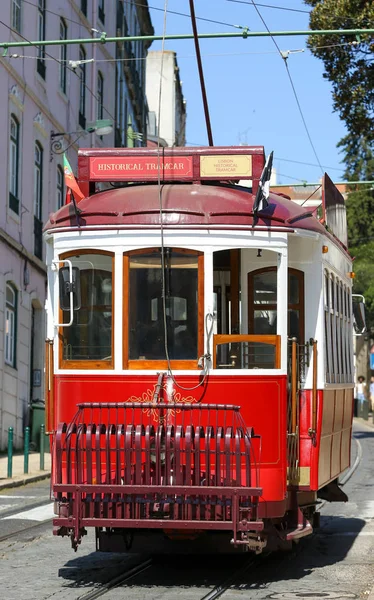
[61,253,113,362]
[128,249,198,361]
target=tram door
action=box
[247,267,304,344]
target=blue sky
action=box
[147,0,348,185]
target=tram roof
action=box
[45,181,330,238]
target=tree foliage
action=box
[305,0,374,142]
[305,1,374,329]
[339,135,374,247]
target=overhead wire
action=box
[242,0,325,175]
[300,185,322,206]
[157,0,173,383]
[225,0,374,26]
[5,38,362,66]
[123,0,249,31]
[16,0,89,29]
[156,0,211,392]
[225,0,310,14]
[22,0,250,32]
[0,16,116,126]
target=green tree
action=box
[306,1,374,329]
[305,0,374,142]
[339,135,374,248]
[339,134,374,329]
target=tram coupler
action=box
[230,532,267,554]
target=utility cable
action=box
[6,39,361,65]
[0,17,116,125]
[225,0,310,14]
[225,0,374,26]
[124,0,249,31]
[18,0,89,28]
[156,2,210,392]
[300,185,322,206]
[244,1,325,175]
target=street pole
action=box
[7,427,13,479]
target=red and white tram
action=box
[45,146,355,552]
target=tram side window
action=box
[124,248,203,367]
[59,251,114,367]
[324,269,353,383]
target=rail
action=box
[213,334,281,369]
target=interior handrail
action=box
[213,334,281,369]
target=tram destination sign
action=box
[88,156,193,180]
[78,147,264,185]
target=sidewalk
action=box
[0,451,51,491]
[354,414,374,429]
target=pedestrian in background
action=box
[370,375,374,413]
[356,375,367,413]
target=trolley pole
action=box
[24,427,30,474]
[40,424,45,471]
[7,427,13,479]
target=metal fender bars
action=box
[53,402,264,551]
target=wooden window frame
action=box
[248,266,305,345]
[58,249,115,370]
[123,248,204,370]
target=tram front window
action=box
[127,249,200,362]
[59,251,113,366]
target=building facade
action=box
[0,0,153,450]
[146,50,186,147]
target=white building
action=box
[0,0,153,450]
[146,50,186,147]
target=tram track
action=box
[199,556,258,600]
[73,554,258,600]
[75,558,153,600]
[71,434,363,600]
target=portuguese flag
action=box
[63,154,85,204]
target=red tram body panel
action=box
[44,146,354,553]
